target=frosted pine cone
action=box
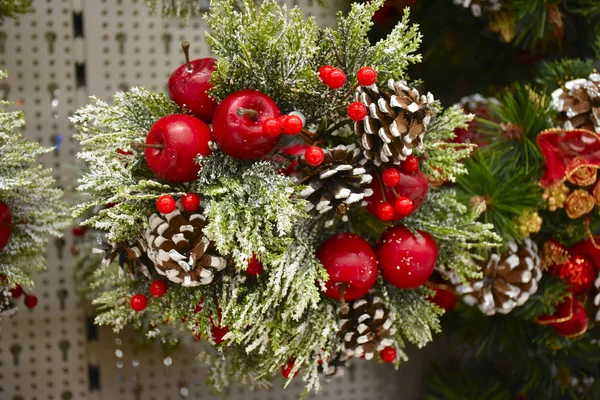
[294,144,373,227]
[453,0,503,17]
[0,285,17,324]
[456,239,542,315]
[320,353,348,380]
[94,236,151,279]
[551,73,600,133]
[145,202,226,287]
[354,80,435,166]
[337,294,396,360]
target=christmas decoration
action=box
[156,195,176,214]
[354,79,435,166]
[514,210,542,238]
[24,293,38,309]
[376,226,438,288]
[542,183,569,211]
[548,255,596,295]
[453,0,502,17]
[380,346,397,363]
[319,353,348,379]
[0,0,32,19]
[181,193,200,212]
[245,254,263,276]
[551,73,600,134]
[281,359,299,379]
[456,239,542,315]
[537,295,588,338]
[0,201,12,251]
[564,189,595,219]
[130,294,148,312]
[150,279,167,297]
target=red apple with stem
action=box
[137,114,213,183]
[0,201,12,251]
[212,89,281,159]
[168,41,218,124]
[317,232,378,312]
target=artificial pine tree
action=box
[71,0,500,394]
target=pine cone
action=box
[94,236,151,279]
[320,353,348,380]
[0,286,17,323]
[456,239,542,315]
[354,80,435,166]
[337,294,396,360]
[453,0,503,17]
[551,73,600,133]
[144,202,226,287]
[295,144,373,227]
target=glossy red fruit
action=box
[382,168,401,187]
[318,65,334,82]
[156,195,176,214]
[376,226,438,289]
[305,146,325,166]
[9,284,23,299]
[262,117,281,136]
[150,279,167,297]
[401,155,419,173]
[24,294,38,309]
[348,102,368,121]
[425,282,457,312]
[394,196,414,217]
[326,68,347,89]
[317,233,378,301]
[212,90,281,159]
[246,254,264,276]
[211,324,229,345]
[130,294,148,312]
[380,347,396,363]
[280,144,309,175]
[181,193,200,212]
[282,115,303,135]
[376,203,395,221]
[0,201,12,251]
[145,114,213,182]
[366,167,428,220]
[357,67,377,86]
[168,54,217,124]
[281,359,299,379]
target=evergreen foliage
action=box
[0,0,31,19]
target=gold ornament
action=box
[514,210,542,238]
[565,189,595,219]
[592,180,600,205]
[567,165,597,187]
[542,183,570,211]
[541,240,570,270]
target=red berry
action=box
[181,193,200,212]
[348,102,368,121]
[9,284,23,298]
[394,196,414,217]
[402,155,419,173]
[246,254,264,276]
[72,226,86,237]
[0,201,12,251]
[130,294,148,312]
[376,203,395,221]
[211,324,229,345]
[24,294,38,309]
[325,68,347,89]
[357,67,377,86]
[282,115,303,135]
[318,65,334,82]
[381,168,401,187]
[281,359,299,379]
[277,115,289,132]
[305,146,325,166]
[380,347,396,363]
[262,117,281,136]
[366,168,429,220]
[156,195,177,214]
[150,279,167,297]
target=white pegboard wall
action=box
[0,1,430,399]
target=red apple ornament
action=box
[376,226,438,289]
[0,201,12,251]
[212,90,281,159]
[143,114,212,183]
[167,41,218,124]
[317,233,378,309]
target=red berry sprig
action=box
[150,279,168,297]
[156,195,176,214]
[380,346,396,363]
[357,66,377,86]
[246,254,264,276]
[382,168,401,187]
[130,294,148,312]
[282,114,303,135]
[401,155,419,173]
[181,193,200,212]
[319,66,347,89]
[281,359,299,379]
[318,65,333,81]
[24,294,38,309]
[305,146,325,166]
[348,102,368,121]
[262,117,280,136]
[376,203,395,221]
[394,196,414,217]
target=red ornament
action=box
[325,68,347,89]
[357,67,377,86]
[379,346,396,363]
[145,114,213,183]
[316,233,378,301]
[156,195,176,214]
[366,167,428,220]
[425,281,457,312]
[72,226,86,237]
[150,279,168,297]
[376,226,438,288]
[394,196,414,217]
[537,295,588,338]
[282,115,303,135]
[376,203,395,221]
[381,168,401,187]
[348,102,368,121]
[281,359,299,379]
[262,117,281,136]
[569,238,600,271]
[212,89,281,159]
[9,284,23,299]
[181,193,200,212]
[130,294,148,312]
[24,294,38,309]
[304,146,325,167]
[246,254,264,276]
[549,255,596,294]
[211,324,229,345]
[167,42,217,124]
[318,65,334,82]
[401,155,419,173]
[279,144,309,176]
[0,201,12,251]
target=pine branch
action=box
[0,0,32,19]
[536,58,595,92]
